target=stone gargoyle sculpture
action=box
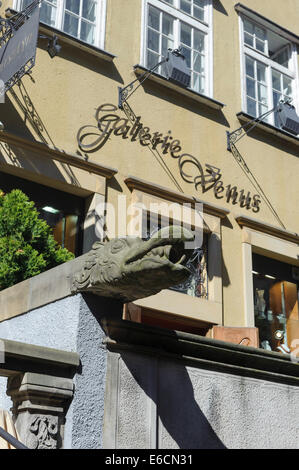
[71,226,194,302]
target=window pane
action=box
[148,6,159,31]
[193,6,204,21]
[247,97,257,116]
[181,46,191,68]
[244,19,254,35]
[194,30,205,52]
[257,62,266,83]
[246,77,256,99]
[193,52,204,73]
[180,0,191,15]
[255,26,266,41]
[64,13,79,37]
[272,71,281,91]
[273,47,290,68]
[82,0,97,22]
[273,90,281,107]
[256,38,266,53]
[194,0,205,7]
[65,0,80,15]
[259,103,268,116]
[181,23,192,47]
[40,3,57,27]
[162,14,174,37]
[244,32,254,48]
[283,76,292,96]
[80,21,95,44]
[193,73,204,93]
[245,56,254,78]
[148,29,160,52]
[162,36,174,56]
[258,83,267,105]
[147,50,159,69]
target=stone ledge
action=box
[0,256,84,323]
[235,214,299,245]
[125,175,230,219]
[0,338,79,378]
[5,8,116,63]
[0,131,118,180]
[236,112,299,148]
[104,318,299,386]
[133,65,225,110]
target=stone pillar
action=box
[7,372,74,449]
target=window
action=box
[253,254,299,355]
[143,0,213,95]
[0,172,84,256]
[240,15,299,128]
[16,0,106,48]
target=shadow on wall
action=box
[121,353,226,449]
[82,295,226,449]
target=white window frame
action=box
[239,13,299,127]
[14,0,107,49]
[141,0,213,97]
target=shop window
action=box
[16,0,106,48]
[253,253,299,354]
[0,172,84,256]
[143,0,213,95]
[240,15,299,128]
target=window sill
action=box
[5,8,116,63]
[236,112,299,147]
[132,289,222,326]
[133,64,225,110]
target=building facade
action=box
[0,0,298,449]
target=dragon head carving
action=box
[71,226,195,302]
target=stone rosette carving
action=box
[72,226,195,302]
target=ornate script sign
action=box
[77,103,261,213]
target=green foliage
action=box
[0,189,74,290]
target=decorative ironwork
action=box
[122,100,138,123]
[0,0,41,94]
[226,102,287,152]
[0,18,13,48]
[170,245,208,298]
[145,224,208,299]
[118,57,168,109]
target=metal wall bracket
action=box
[118,57,168,109]
[226,100,294,152]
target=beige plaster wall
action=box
[0,0,298,328]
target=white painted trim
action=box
[239,14,246,112]
[242,243,255,327]
[142,0,213,97]
[15,0,107,49]
[241,227,299,328]
[235,4,299,46]
[238,12,299,123]
[206,0,213,98]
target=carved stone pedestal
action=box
[7,372,74,449]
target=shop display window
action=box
[253,253,299,354]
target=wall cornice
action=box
[125,175,230,219]
[0,131,118,180]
